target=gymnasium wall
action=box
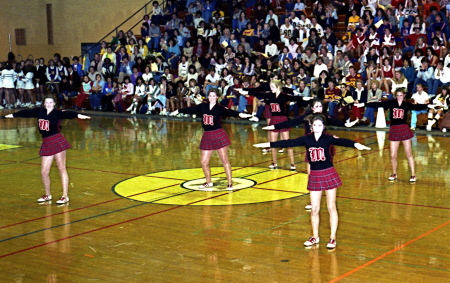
[0,0,151,62]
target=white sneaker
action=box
[198,182,214,189]
[56,196,70,204]
[249,116,259,122]
[278,148,285,153]
[426,125,432,131]
[262,148,270,154]
[226,184,233,191]
[290,164,296,170]
[37,195,52,202]
[304,237,320,246]
[161,108,167,115]
[443,128,447,133]
[305,203,312,210]
[326,239,337,249]
[192,114,197,119]
[131,109,136,115]
[410,127,416,131]
[269,163,278,169]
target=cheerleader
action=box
[14,63,25,107]
[22,65,36,107]
[146,78,161,114]
[239,80,309,170]
[2,63,17,109]
[254,114,371,249]
[171,89,251,190]
[426,87,449,131]
[5,95,90,204]
[363,88,428,182]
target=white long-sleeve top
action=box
[2,69,17,88]
[22,72,35,90]
[434,67,450,84]
[265,44,278,57]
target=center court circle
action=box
[112,167,309,206]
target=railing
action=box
[81,0,167,57]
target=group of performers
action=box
[4,83,427,249]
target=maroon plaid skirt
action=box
[263,105,272,119]
[308,167,342,191]
[200,128,231,150]
[40,133,71,156]
[269,116,289,132]
[389,124,414,141]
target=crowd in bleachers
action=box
[1,0,450,131]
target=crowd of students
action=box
[1,0,450,131]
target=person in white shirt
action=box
[313,57,328,79]
[280,18,294,46]
[309,17,324,37]
[426,88,449,131]
[430,61,450,97]
[410,84,430,130]
[296,14,311,43]
[204,68,220,95]
[264,38,279,59]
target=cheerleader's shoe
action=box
[56,196,70,204]
[409,176,417,182]
[305,203,312,210]
[326,239,337,249]
[268,163,278,169]
[290,164,296,170]
[161,108,167,115]
[426,125,432,131]
[126,105,133,112]
[226,184,234,191]
[388,174,397,181]
[443,128,447,133]
[131,109,136,115]
[198,182,214,189]
[249,116,259,122]
[278,148,285,153]
[304,237,320,247]
[37,195,52,202]
[262,148,270,154]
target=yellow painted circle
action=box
[113,167,309,206]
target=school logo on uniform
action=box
[270,103,281,112]
[203,114,214,126]
[309,147,325,162]
[393,108,404,119]
[38,119,50,131]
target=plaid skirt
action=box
[269,116,289,133]
[308,167,342,191]
[200,128,231,150]
[389,124,414,141]
[264,105,272,119]
[40,133,71,156]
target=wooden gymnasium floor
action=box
[0,112,449,282]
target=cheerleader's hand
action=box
[77,114,91,119]
[355,143,370,150]
[253,142,271,148]
[262,125,275,130]
[345,118,359,127]
[170,110,179,116]
[238,113,252,119]
[5,114,14,118]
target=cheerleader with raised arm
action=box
[171,89,251,190]
[5,95,90,204]
[254,114,371,249]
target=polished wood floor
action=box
[0,112,449,282]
